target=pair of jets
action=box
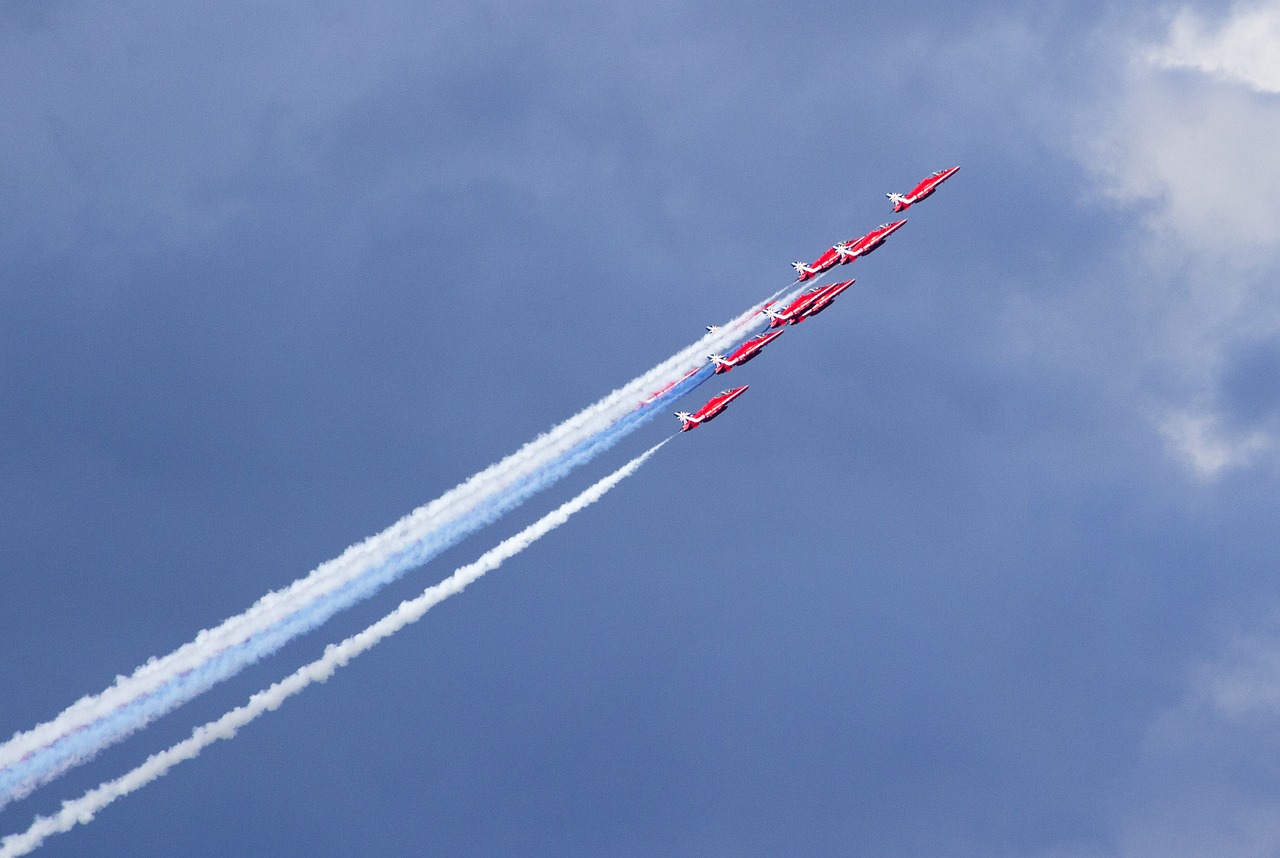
[758,280,855,329]
[677,280,857,431]
[790,165,959,280]
[792,221,905,281]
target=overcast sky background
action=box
[5,2,1280,855]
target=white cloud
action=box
[1193,630,1280,719]
[1085,60,1280,260]
[1150,5,1280,94]
[1071,2,1280,476]
[1159,410,1273,478]
[1079,3,1280,259]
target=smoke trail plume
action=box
[0,279,807,808]
[0,439,669,858]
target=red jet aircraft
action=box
[676,386,749,431]
[887,166,960,212]
[709,329,784,373]
[791,244,844,281]
[835,220,907,262]
[760,286,830,327]
[799,279,855,320]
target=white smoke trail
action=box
[0,439,670,858]
[0,280,806,808]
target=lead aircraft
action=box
[887,166,960,212]
[676,386,749,431]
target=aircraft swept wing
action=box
[676,386,749,431]
[709,330,785,373]
[887,166,960,212]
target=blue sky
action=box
[5,2,1280,855]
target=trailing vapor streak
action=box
[0,439,670,858]
[0,279,807,809]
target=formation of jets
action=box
[665,166,958,432]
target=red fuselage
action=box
[794,245,843,281]
[841,220,907,260]
[679,385,749,431]
[799,279,854,318]
[763,286,828,327]
[891,166,960,212]
[713,330,784,373]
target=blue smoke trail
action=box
[0,273,806,808]
[0,359,717,807]
[1,439,672,858]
